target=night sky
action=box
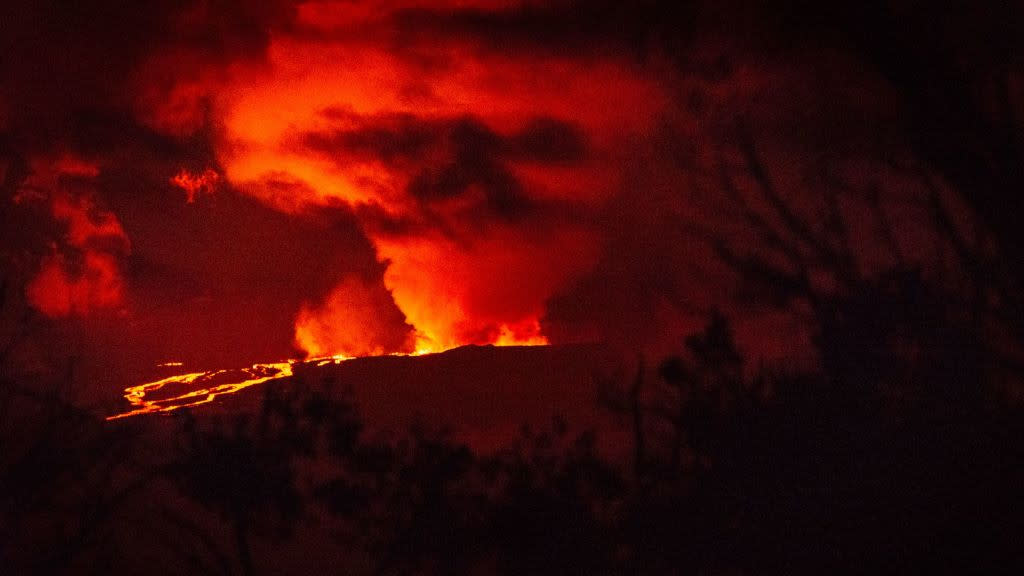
[3,2,1023,573]
[2,1,686,380]
[4,1,968,385]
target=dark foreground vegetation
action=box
[4,2,1024,574]
[2,301,1022,574]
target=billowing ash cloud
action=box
[295,276,415,357]
[4,0,948,373]
[144,1,671,356]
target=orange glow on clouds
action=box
[170,168,220,203]
[134,0,668,358]
[21,156,130,317]
[294,276,414,358]
[27,251,125,317]
[372,224,597,353]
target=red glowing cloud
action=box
[132,1,670,356]
[294,275,415,357]
[170,168,220,203]
[19,156,130,317]
[26,251,125,318]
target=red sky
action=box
[1,0,965,396]
[3,1,682,378]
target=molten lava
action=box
[107,361,297,420]
[107,348,510,420]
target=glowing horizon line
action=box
[106,343,545,421]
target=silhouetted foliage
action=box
[0,282,163,574]
[3,4,1024,574]
[2,293,1022,575]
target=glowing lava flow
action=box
[106,354,353,420]
[107,360,297,420]
[108,329,551,420]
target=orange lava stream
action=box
[105,347,456,420]
[109,327,550,420]
[106,361,298,420]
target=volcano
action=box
[108,343,629,454]
[4,2,1023,573]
